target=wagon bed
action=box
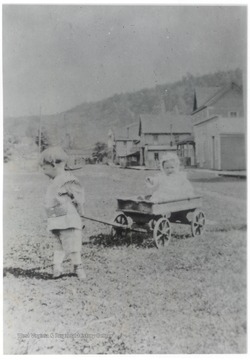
[117,195,202,215]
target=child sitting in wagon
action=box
[144,152,194,202]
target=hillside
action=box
[4,68,242,151]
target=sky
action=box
[2,4,247,117]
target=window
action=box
[174,134,179,143]
[230,111,238,118]
[154,153,159,161]
[153,135,158,144]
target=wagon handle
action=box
[81,215,147,234]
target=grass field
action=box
[3,165,247,354]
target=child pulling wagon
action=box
[40,146,86,280]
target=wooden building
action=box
[114,122,140,167]
[192,82,246,170]
[139,112,193,168]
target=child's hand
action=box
[145,177,154,186]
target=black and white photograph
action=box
[2,2,247,355]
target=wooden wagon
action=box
[111,195,206,248]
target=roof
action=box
[146,145,177,151]
[194,86,222,110]
[117,145,140,157]
[192,82,242,114]
[115,122,140,141]
[177,135,195,145]
[139,113,192,134]
[115,138,134,142]
[119,150,140,158]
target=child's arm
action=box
[60,181,85,216]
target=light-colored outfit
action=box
[44,172,85,253]
[45,172,84,229]
[53,229,82,253]
[147,171,194,202]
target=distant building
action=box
[177,135,196,167]
[65,148,93,169]
[139,112,193,168]
[114,122,140,167]
[192,82,246,170]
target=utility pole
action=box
[37,106,42,172]
[170,123,173,147]
[38,106,42,153]
[165,90,173,147]
[164,90,172,147]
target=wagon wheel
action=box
[191,209,206,237]
[153,218,171,249]
[110,212,129,239]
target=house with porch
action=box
[192,82,246,170]
[177,135,196,166]
[113,122,140,167]
[138,112,193,168]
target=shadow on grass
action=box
[88,230,194,248]
[88,222,246,249]
[190,176,246,183]
[3,267,77,280]
[88,233,156,249]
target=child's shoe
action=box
[74,265,86,280]
[53,265,63,278]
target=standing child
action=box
[145,152,194,202]
[40,146,86,280]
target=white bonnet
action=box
[160,152,180,170]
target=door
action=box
[220,134,246,170]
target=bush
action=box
[35,131,49,151]
[92,142,108,163]
[4,146,12,163]
[3,136,20,163]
